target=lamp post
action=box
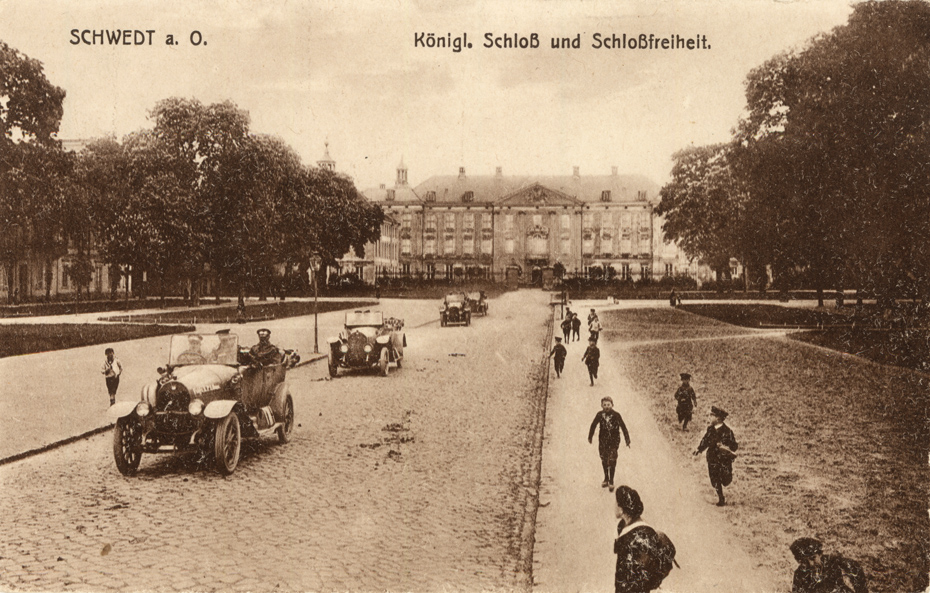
[310,255,322,353]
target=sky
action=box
[0,0,857,191]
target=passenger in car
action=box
[249,328,282,366]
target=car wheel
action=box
[214,413,241,475]
[379,348,389,376]
[113,417,143,476]
[277,395,294,444]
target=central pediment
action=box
[496,183,582,207]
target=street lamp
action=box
[310,255,323,354]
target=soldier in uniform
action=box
[249,328,281,366]
[790,537,868,593]
[549,336,567,378]
[693,406,738,506]
[673,373,697,430]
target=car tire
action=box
[328,355,338,378]
[113,417,143,476]
[214,412,241,475]
[277,395,294,444]
[379,348,389,377]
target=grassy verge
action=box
[0,298,230,318]
[101,299,374,324]
[0,324,195,358]
[603,307,929,593]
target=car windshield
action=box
[466,292,482,301]
[346,311,384,327]
[168,333,240,366]
[445,293,465,303]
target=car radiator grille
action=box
[346,332,369,366]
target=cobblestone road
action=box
[0,292,551,592]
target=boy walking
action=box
[571,313,581,342]
[581,338,600,386]
[561,316,572,342]
[549,337,567,377]
[588,396,631,490]
[101,348,122,406]
[674,373,697,430]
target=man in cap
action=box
[693,406,738,506]
[790,537,868,593]
[548,336,567,378]
[175,334,207,365]
[249,328,281,366]
[673,373,697,430]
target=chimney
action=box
[572,166,580,178]
[458,166,466,179]
[611,166,618,176]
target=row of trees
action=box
[1,41,383,304]
[657,1,930,306]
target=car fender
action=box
[204,399,239,419]
[270,382,291,420]
[106,401,138,419]
[375,335,391,346]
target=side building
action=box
[362,161,704,285]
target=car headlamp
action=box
[363,344,372,353]
[340,344,348,353]
[188,399,204,416]
[135,402,151,417]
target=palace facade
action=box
[359,159,707,284]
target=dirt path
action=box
[533,306,780,593]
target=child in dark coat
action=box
[588,396,631,490]
[581,338,600,386]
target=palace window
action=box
[462,191,474,203]
[386,189,395,201]
[601,190,611,202]
[425,191,436,202]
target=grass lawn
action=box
[101,299,374,324]
[603,307,929,593]
[679,303,851,327]
[0,324,195,358]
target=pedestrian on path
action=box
[588,396,630,490]
[549,337,567,377]
[693,406,738,506]
[101,347,122,406]
[571,313,581,342]
[588,310,602,344]
[561,316,572,342]
[789,537,868,593]
[673,373,697,431]
[581,338,600,385]
[613,485,676,593]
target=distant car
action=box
[466,291,489,316]
[328,310,406,377]
[440,292,471,326]
[106,332,297,476]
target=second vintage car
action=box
[440,292,472,326]
[328,310,406,377]
[467,291,489,316]
[106,331,297,476]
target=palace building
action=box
[359,158,705,284]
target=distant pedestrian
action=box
[581,338,600,386]
[101,348,122,406]
[549,337,567,378]
[673,373,697,431]
[588,396,630,490]
[588,308,598,325]
[589,313,602,344]
[669,289,677,307]
[571,313,582,342]
[613,485,677,593]
[789,537,868,593]
[693,406,738,506]
[561,316,572,342]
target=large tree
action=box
[0,41,67,302]
[734,0,930,303]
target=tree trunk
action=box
[5,262,15,304]
[44,257,53,301]
[816,285,824,308]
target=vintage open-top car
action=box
[440,292,471,326]
[328,310,406,377]
[466,291,489,316]
[106,331,297,476]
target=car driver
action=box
[249,328,281,366]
